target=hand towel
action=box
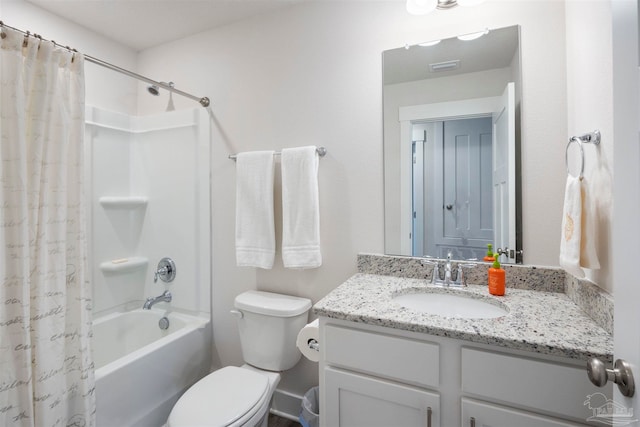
[281,146,322,269]
[235,151,276,269]
[559,175,600,277]
[560,175,584,277]
[580,177,600,270]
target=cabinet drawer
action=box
[324,324,439,388]
[461,398,586,427]
[461,347,610,422]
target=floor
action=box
[268,414,300,427]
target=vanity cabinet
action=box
[319,318,610,427]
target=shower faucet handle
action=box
[154,257,176,283]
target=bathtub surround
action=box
[86,106,212,317]
[0,28,95,426]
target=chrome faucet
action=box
[443,252,453,285]
[421,252,476,287]
[143,290,172,310]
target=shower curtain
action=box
[0,28,95,426]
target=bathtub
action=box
[94,308,211,427]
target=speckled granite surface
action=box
[357,253,566,292]
[357,253,613,333]
[314,273,612,363]
[566,275,614,334]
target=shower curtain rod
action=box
[0,21,210,108]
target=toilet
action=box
[167,290,312,427]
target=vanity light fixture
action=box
[406,0,485,15]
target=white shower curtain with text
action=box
[0,27,95,427]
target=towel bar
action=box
[229,146,327,160]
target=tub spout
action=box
[143,290,172,310]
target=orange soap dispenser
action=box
[483,243,495,262]
[488,257,505,296]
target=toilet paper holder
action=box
[308,339,320,352]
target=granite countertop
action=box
[313,273,613,362]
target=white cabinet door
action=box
[461,399,587,427]
[324,367,439,427]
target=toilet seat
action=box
[167,366,270,427]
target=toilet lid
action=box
[168,366,269,427]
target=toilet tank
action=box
[234,291,312,371]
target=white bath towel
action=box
[235,151,276,269]
[559,175,600,278]
[281,146,322,269]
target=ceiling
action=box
[24,0,309,51]
[383,26,519,85]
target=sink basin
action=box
[393,291,508,319]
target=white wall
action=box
[565,1,614,293]
[136,0,569,397]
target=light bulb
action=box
[419,39,441,47]
[457,28,489,41]
[406,0,438,15]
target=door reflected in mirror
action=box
[383,25,523,263]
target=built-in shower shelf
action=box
[99,196,148,209]
[99,257,148,274]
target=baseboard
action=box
[270,388,303,422]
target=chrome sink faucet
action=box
[143,290,172,310]
[421,252,476,287]
[443,252,453,285]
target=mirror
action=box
[383,26,522,263]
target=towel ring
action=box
[566,130,601,180]
[565,136,585,179]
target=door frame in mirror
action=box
[394,93,519,262]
